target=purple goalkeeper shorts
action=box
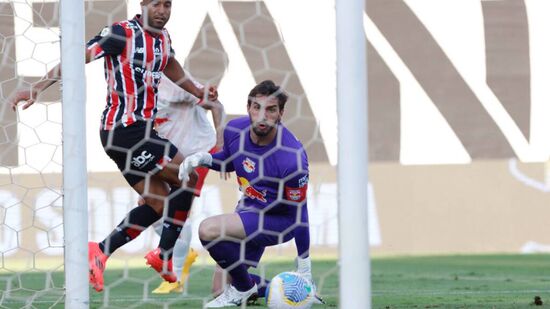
[238,210,298,267]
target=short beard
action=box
[252,125,274,137]
[250,116,280,137]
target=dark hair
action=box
[247,80,288,110]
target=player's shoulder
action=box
[110,18,142,34]
[92,22,128,44]
[106,20,134,35]
[276,126,308,170]
[226,116,250,131]
[223,116,249,141]
[280,125,305,150]
[112,19,129,28]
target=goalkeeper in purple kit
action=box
[180,80,321,307]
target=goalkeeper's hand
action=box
[295,256,325,304]
[295,256,313,283]
[178,152,213,182]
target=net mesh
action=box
[0,0,339,307]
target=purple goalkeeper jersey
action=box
[211,116,309,215]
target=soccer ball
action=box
[265,272,315,309]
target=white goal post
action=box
[60,0,89,307]
[336,0,371,308]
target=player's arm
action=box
[293,213,312,282]
[9,24,125,111]
[9,50,96,111]
[183,127,235,172]
[178,127,235,181]
[200,99,225,151]
[284,172,310,259]
[210,125,237,172]
[163,58,218,102]
[282,153,312,280]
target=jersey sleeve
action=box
[86,24,127,60]
[283,150,309,203]
[293,206,310,257]
[284,173,308,203]
[286,151,309,255]
[210,128,236,172]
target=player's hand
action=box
[295,256,313,283]
[294,257,325,305]
[178,152,213,182]
[220,172,231,180]
[8,87,38,111]
[207,86,218,101]
[214,133,224,154]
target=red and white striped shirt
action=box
[87,15,173,130]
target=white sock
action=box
[172,222,192,281]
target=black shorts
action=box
[100,121,179,187]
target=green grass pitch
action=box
[2,254,550,308]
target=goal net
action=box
[1,0,365,307]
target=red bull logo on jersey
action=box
[238,177,267,203]
[242,157,256,173]
[285,185,307,202]
[287,189,302,201]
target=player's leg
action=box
[151,220,195,294]
[249,274,269,298]
[99,121,195,282]
[167,222,193,284]
[150,150,198,260]
[198,213,249,288]
[144,172,196,283]
[91,122,185,290]
[100,178,168,254]
[177,222,198,288]
[124,126,199,281]
[199,213,258,307]
[235,211,295,297]
[210,261,270,298]
[211,265,229,297]
[88,177,168,292]
[97,120,179,254]
[199,213,247,241]
[150,161,208,293]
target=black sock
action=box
[250,274,269,297]
[99,204,161,255]
[158,186,194,260]
[200,239,254,292]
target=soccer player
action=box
[8,0,217,292]
[180,80,315,307]
[151,72,224,294]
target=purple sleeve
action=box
[284,150,310,257]
[283,171,308,204]
[294,205,310,258]
[210,128,235,172]
[211,151,234,172]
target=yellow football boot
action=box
[151,249,198,294]
[180,248,198,285]
[152,281,182,294]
